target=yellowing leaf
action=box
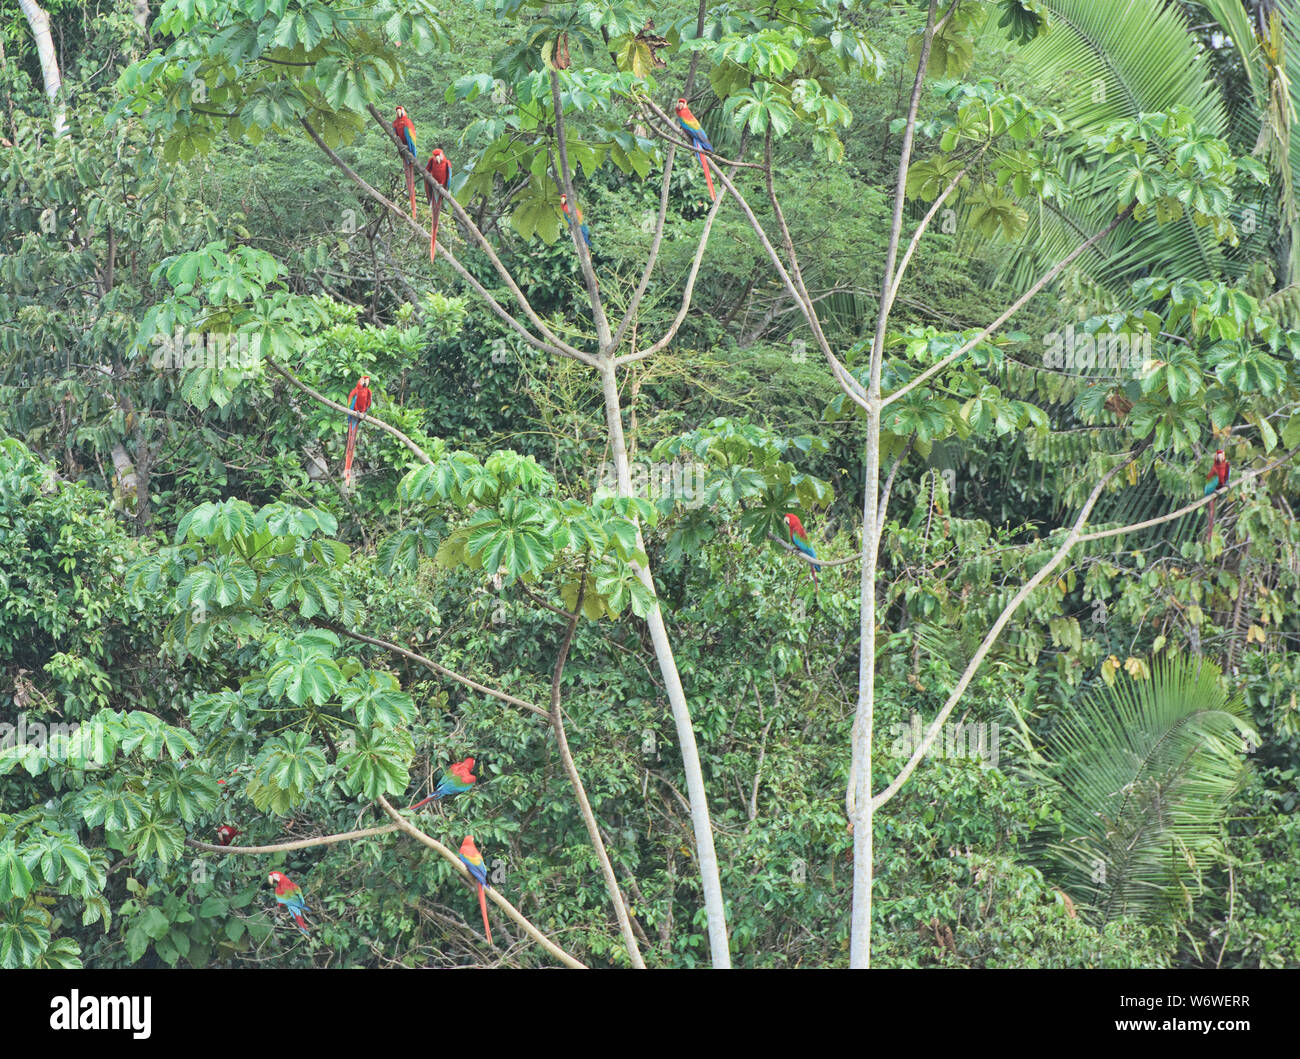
[1123,656,1150,680]
[1101,655,1119,687]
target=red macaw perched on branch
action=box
[783,512,820,587]
[426,148,450,262]
[216,825,241,846]
[1204,448,1229,538]
[344,375,373,485]
[560,193,591,249]
[268,871,311,937]
[407,756,476,810]
[392,105,418,220]
[674,97,716,201]
[458,835,492,944]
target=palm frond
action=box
[1030,655,1255,925]
[983,0,1233,295]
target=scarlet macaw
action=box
[393,105,418,220]
[458,835,492,944]
[1204,448,1229,538]
[674,97,716,201]
[344,374,373,485]
[216,825,241,846]
[426,148,451,262]
[560,193,591,249]
[267,870,311,937]
[783,512,820,586]
[407,756,477,810]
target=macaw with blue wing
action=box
[560,193,591,250]
[268,870,311,937]
[458,835,493,944]
[783,512,820,586]
[1204,448,1229,539]
[407,756,477,811]
[393,105,418,220]
[675,97,716,201]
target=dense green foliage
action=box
[1,0,1298,969]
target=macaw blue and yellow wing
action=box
[678,116,712,152]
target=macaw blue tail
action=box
[794,539,821,571]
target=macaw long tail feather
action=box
[406,791,443,811]
[292,911,310,937]
[430,202,441,262]
[344,422,358,483]
[697,151,716,200]
[404,161,417,220]
[475,883,492,944]
[1207,495,1216,540]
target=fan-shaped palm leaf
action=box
[985,0,1233,295]
[1031,655,1255,925]
[1194,0,1299,283]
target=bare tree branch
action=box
[544,566,647,967]
[300,115,598,368]
[319,621,551,720]
[871,446,1142,810]
[609,133,676,350]
[881,205,1132,409]
[549,71,610,344]
[364,103,592,363]
[186,825,400,855]
[266,356,433,466]
[376,794,588,968]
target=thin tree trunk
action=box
[17,0,67,138]
[599,363,731,967]
[849,0,941,969]
[548,570,647,967]
[110,442,140,509]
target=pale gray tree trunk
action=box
[849,0,941,967]
[17,0,67,137]
[598,363,731,967]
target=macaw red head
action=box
[1214,449,1226,465]
[359,375,370,387]
[431,148,446,165]
[559,193,568,206]
[268,871,284,886]
[395,105,407,119]
[216,825,241,846]
[675,97,688,113]
[783,512,803,534]
[460,835,480,858]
